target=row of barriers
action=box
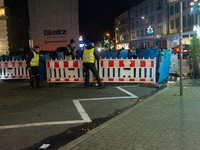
[0,60,29,79]
[46,58,156,83]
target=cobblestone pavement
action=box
[59,78,200,150]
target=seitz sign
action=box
[44,30,67,35]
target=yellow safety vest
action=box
[30,51,39,67]
[65,46,76,60]
[83,48,95,63]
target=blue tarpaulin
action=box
[138,48,171,83]
[39,54,50,79]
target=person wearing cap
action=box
[82,42,105,89]
[27,46,45,89]
[65,39,77,60]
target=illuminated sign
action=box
[44,30,67,35]
[120,35,124,41]
[79,36,83,41]
[79,43,85,48]
[147,26,153,34]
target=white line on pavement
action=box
[0,86,138,130]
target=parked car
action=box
[171,44,190,59]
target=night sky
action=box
[4,0,144,43]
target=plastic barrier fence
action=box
[47,58,156,83]
[46,59,95,83]
[0,60,29,79]
[99,58,156,83]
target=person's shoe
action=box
[30,86,35,89]
[36,85,41,88]
[99,84,105,89]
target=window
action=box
[188,14,193,26]
[140,8,143,15]
[131,31,135,39]
[187,0,192,8]
[131,22,135,30]
[176,18,179,28]
[136,21,139,27]
[183,1,186,10]
[0,8,5,17]
[171,20,174,29]
[175,3,179,13]
[136,10,138,17]
[183,16,187,27]
[157,0,162,10]
[137,30,139,37]
[141,19,144,26]
[150,2,153,12]
[124,35,126,40]
[157,13,163,23]
[141,30,144,37]
[145,18,148,24]
[157,26,163,34]
[150,16,154,25]
[170,5,174,15]
[120,18,125,26]
[144,6,148,14]
[126,17,129,24]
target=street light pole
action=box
[180,0,183,95]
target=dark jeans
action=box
[29,66,40,87]
[83,63,102,87]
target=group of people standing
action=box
[26,39,105,89]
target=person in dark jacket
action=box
[64,39,77,60]
[27,46,45,89]
[82,42,105,89]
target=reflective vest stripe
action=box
[30,51,39,67]
[83,48,95,63]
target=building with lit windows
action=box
[115,0,169,49]
[167,0,198,48]
[0,0,9,55]
[114,11,130,49]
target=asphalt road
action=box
[0,78,177,150]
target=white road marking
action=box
[73,100,92,122]
[0,86,138,130]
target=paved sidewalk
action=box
[59,78,200,150]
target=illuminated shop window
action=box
[0,8,5,17]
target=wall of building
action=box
[28,0,79,51]
[0,0,9,55]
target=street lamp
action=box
[106,33,111,48]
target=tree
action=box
[187,33,200,77]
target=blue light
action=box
[79,43,85,48]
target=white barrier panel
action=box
[0,60,29,79]
[99,58,156,83]
[169,53,178,73]
[47,58,156,83]
[46,59,95,83]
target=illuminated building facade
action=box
[0,0,9,55]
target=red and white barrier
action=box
[46,59,95,83]
[99,58,156,83]
[0,60,29,79]
[46,58,156,83]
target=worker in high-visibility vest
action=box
[27,46,45,89]
[82,42,105,89]
[64,39,77,60]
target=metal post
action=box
[180,0,183,95]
